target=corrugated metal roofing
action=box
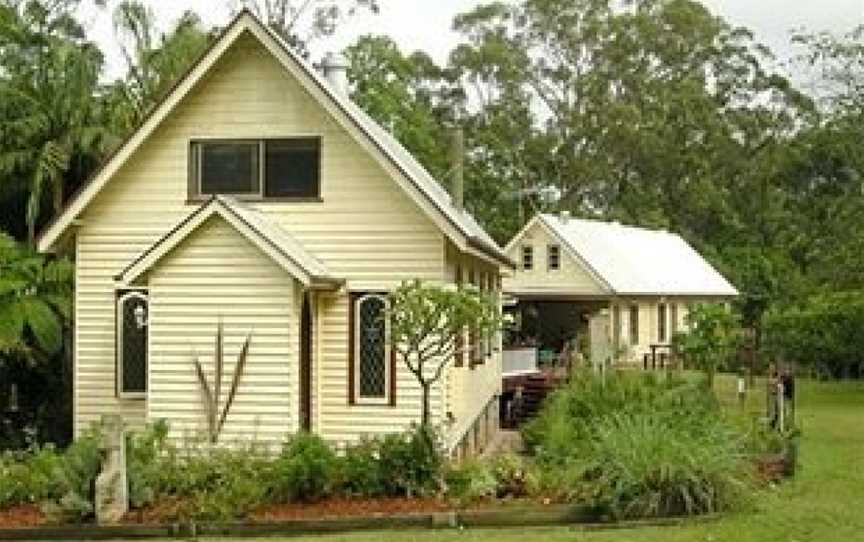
[223,196,334,280]
[540,214,738,297]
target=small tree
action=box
[388,280,500,429]
[675,303,741,388]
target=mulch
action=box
[253,497,452,521]
[0,504,44,528]
[0,497,454,528]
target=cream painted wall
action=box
[147,216,297,445]
[73,31,499,447]
[504,220,605,296]
[610,298,691,363]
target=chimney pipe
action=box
[321,52,349,96]
[450,127,464,211]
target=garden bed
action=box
[0,502,720,541]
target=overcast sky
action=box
[76,0,864,82]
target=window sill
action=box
[186,196,323,205]
[118,392,146,401]
[352,398,394,407]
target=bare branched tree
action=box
[230,0,379,57]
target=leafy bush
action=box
[444,460,496,504]
[336,439,385,497]
[0,446,63,508]
[126,420,170,508]
[269,433,337,503]
[48,428,102,521]
[525,371,753,518]
[377,426,443,497]
[489,453,540,498]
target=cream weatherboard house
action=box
[503,213,738,365]
[37,11,511,456]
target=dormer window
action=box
[190,138,320,200]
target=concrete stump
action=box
[94,415,128,524]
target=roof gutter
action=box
[468,236,516,269]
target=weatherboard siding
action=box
[444,246,502,451]
[147,217,297,444]
[504,221,604,296]
[72,31,499,444]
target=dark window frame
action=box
[521,245,533,271]
[188,137,322,202]
[115,288,148,399]
[348,292,396,407]
[629,304,639,346]
[547,244,561,271]
[658,303,668,343]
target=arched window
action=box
[117,290,148,397]
[353,294,390,403]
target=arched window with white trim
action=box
[117,290,148,397]
[352,293,390,404]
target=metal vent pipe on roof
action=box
[321,52,349,96]
[449,127,464,211]
[560,210,571,224]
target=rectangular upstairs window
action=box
[265,139,320,198]
[198,141,260,195]
[522,246,533,271]
[547,244,560,271]
[191,138,321,200]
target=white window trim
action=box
[353,293,391,405]
[117,290,148,400]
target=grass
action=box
[40,374,864,542]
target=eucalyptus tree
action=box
[449,0,810,244]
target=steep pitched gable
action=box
[37,11,511,267]
[116,196,340,288]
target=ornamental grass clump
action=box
[524,371,754,519]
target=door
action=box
[299,293,313,432]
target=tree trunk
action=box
[421,382,431,428]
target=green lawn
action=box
[59,376,864,542]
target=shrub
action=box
[444,460,496,504]
[377,426,443,497]
[126,420,170,508]
[525,371,753,519]
[269,432,337,503]
[337,439,385,497]
[489,453,540,498]
[47,428,102,522]
[0,446,64,508]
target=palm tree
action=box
[0,1,107,242]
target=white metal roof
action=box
[539,214,738,297]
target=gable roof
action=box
[117,195,340,289]
[37,10,512,268]
[528,214,738,297]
